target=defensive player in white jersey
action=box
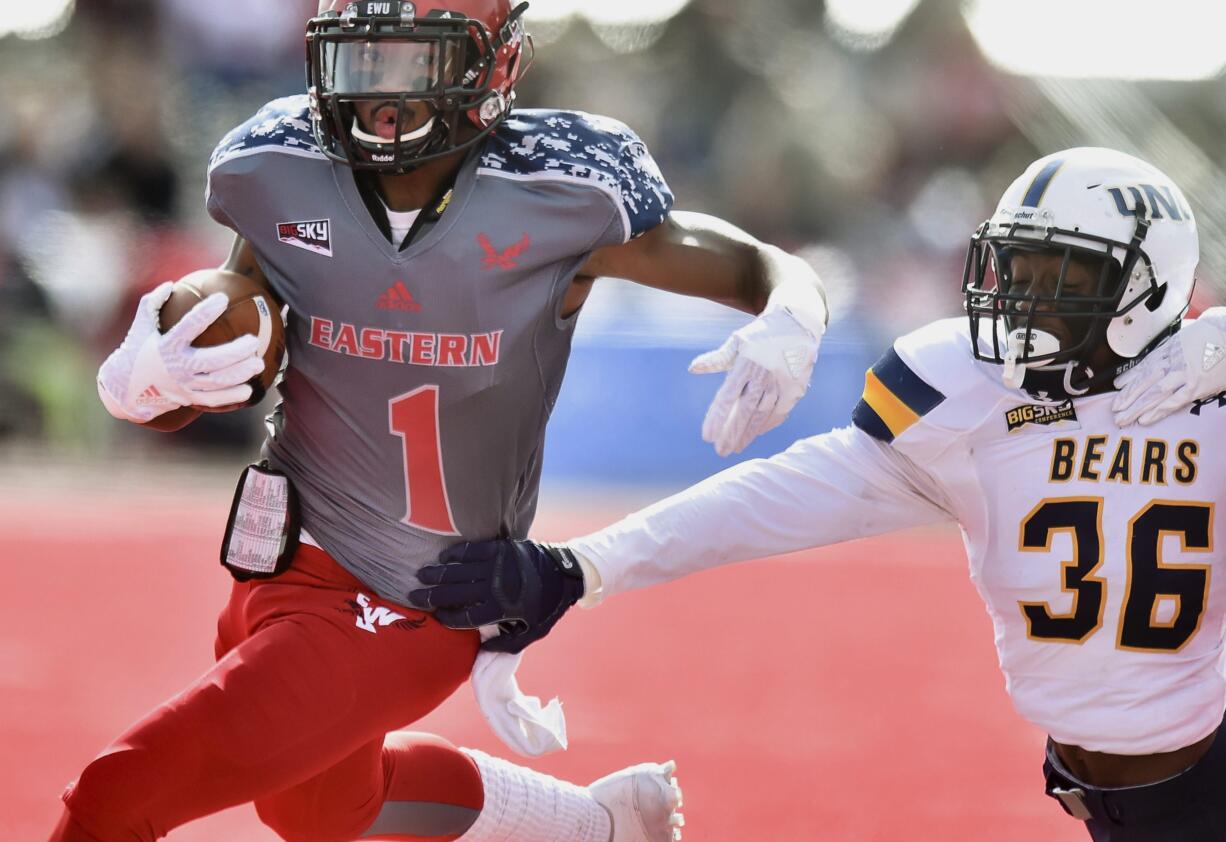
[413,148,1226,841]
[57,1,830,841]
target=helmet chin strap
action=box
[1025,361,1095,399]
[1002,325,1102,400]
[1001,327,1062,390]
[350,114,436,147]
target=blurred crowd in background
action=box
[2,0,1225,475]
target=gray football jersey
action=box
[206,95,673,604]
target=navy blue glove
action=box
[408,539,586,654]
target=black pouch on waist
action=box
[219,462,301,581]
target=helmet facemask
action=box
[307,2,531,173]
[962,209,1161,395]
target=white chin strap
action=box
[1002,327,1095,397]
[1002,327,1062,389]
[350,114,436,147]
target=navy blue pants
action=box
[1044,724,1226,841]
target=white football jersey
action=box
[573,318,1226,754]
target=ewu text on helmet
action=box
[307,0,533,172]
[961,148,1198,392]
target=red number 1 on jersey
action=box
[389,386,459,535]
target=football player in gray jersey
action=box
[66,2,828,841]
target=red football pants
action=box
[56,544,483,841]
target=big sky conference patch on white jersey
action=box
[1003,399,1079,433]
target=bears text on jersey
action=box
[1048,436,1199,484]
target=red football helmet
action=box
[307,0,533,172]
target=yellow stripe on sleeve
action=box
[862,368,921,438]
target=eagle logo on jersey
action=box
[478,232,531,270]
[1005,400,1078,432]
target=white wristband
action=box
[97,374,145,423]
[572,548,605,608]
[764,271,828,339]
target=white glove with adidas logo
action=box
[690,279,827,457]
[1113,307,1226,427]
[97,281,266,423]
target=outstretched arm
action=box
[410,426,954,652]
[576,211,824,316]
[567,426,951,603]
[575,211,830,457]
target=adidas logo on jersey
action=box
[1005,399,1077,432]
[1203,343,1226,372]
[376,281,422,312]
[277,219,332,257]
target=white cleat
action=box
[589,759,685,842]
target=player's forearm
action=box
[751,244,828,336]
[661,212,823,315]
[569,457,836,603]
[569,427,951,603]
[658,212,829,332]
[221,236,282,305]
[580,211,828,320]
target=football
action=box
[143,269,285,430]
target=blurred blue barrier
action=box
[543,324,877,485]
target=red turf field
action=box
[0,471,1084,841]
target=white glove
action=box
[1113,307,1226,427]
[470,647,568,757]
[97,281,266,423]
[690,285,826,457]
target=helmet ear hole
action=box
[1145,283,1168,312]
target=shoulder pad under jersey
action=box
[853,317,1004,447]
[208,95,324,174]
[478,109,674,242]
